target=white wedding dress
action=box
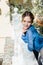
[12,8,38,65]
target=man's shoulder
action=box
[27,25,39,37]
[27,25,36,33]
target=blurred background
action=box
[0,0,43,65]
[9,0,43,35]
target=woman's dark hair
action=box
[22,11,34,23]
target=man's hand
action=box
[22,27,27,34]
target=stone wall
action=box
[2,37,14,65]
[0,53,3,65]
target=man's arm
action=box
[27,30,34,51]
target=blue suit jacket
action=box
[21,25,43,52]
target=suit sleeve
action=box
[34,36,43,52]
[27,30,34,51]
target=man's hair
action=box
[22,11,34,23]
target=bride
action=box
[12,7,38,65]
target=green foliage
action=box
[33,22,43,36]
[0,8,2,15]
[39,26,43,35]
[25,6,31,11]
[33,22,39,28]
[15,3,22,10]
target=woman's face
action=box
[22,16,32,30]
